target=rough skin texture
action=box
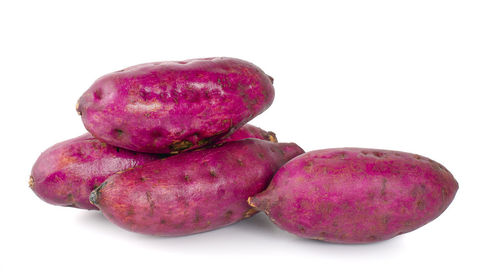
[77,57,275,154]
[220,124,277,143]
[248,148,459,244]
[90,139,304,236]
[30,134,161,209]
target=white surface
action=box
[1,1,498,271]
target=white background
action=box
[1,1,498,271]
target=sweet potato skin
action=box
[77,57,275,154]
[220,124,277,143]
[90,139,304,236]
[30,134,160,209]
[249,148,458,244]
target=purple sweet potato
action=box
[90,139,304,236]
[248,148,458,244]
[29,126,274,210]
[220,124,277,143]
[30,134,161,209]
[77,57,275,154]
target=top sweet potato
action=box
[77,57,275,154]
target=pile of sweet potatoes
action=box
[30,57,458,243]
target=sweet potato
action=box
[30,134,161,209]
[77,57,275,154]
[29,125,275,209]
[90,139,304,236]
[248,148,458,243]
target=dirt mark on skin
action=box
[380,178,388,196]
[267,132,278,143]
[243,207,259,218]
[169,140,193,152]
[146,192,155,216]
[29,176,34,188]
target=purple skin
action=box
[219,124,277,143]
[30,134,161,210]
[77,57,275,154]
[29,126,274,210]
[248,148,459,244]
[90,139,304,236]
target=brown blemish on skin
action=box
[197,138,209,146]
[267,75,274,84]
[194,211,201,223]
[304,161,314,173]
[113,128,124,138]
[89,189,100,205]
[243,207,258,218]
[440,187,449,211]
[380,178,388,196]
[29,176,34,188]
[145,192,155,216]
[267,132,278,142]
[93,88,103,100]
[127,208,135,216]
[209,170,217,177]
[237,159,244,166]
[225,210,234,219]
[76,102,81,115]
[184,175,191,182]
[169,140,193,152]
[160,219,166,224]
[416,199,426,210]
[441,187,448,202]
[258,153,265,159]
[298,226,306,233]
[411,184,426,198]
[174,222,185,229]
[247,197,256,208]
[66,194,74,204]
